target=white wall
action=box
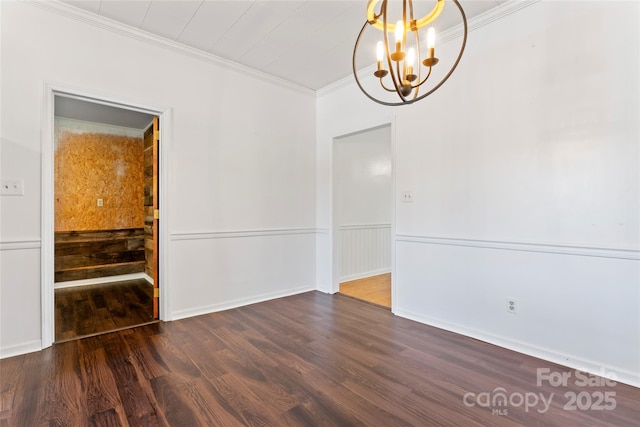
[335,126,392,281]
[336,126,392,226]
[0,2,316,356]
[317,0,640,386]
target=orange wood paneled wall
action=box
[143,124,155,279]
[55,130,145,232]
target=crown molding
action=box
[439,0,540,44]
[318,0,540,98]
[24,1,315,97]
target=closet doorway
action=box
[52,96,160,342]
[333,125,393,308]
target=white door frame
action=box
[331,119,396,311]
[41,82,172,348]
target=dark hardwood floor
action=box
[2,291,639,426]
[55,279,155,342]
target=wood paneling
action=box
[55,229,145,282]
[143,124,154,279]
[3,292,639,426]
[55,130,144,232]
[151,116,159,318]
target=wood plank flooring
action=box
[3,291,639,426]
[55,279,155,342]
[340,273,391,308]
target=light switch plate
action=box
[1,178,24,196]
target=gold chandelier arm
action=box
[396,60,403,85]
[382,4,405,99]
[413,66,433,90]
[380,80,399,93]
[369,0,384,25]
[411,27,422,98]
[367,0,445,31]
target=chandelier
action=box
[352,0,468,106]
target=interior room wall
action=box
[335,126,392,282]
[316,0,639,386]
[53,118,147,284]
[0,1,316,356]
[54,118,145,232]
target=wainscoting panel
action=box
[169,229,316,320]
[339,224,391,282]
[394,238,640,387]
[0,244,42,357]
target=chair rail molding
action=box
[170,227,322,241]
[395,234,640,260]
[0,239,42,251]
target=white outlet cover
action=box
[1,178,24,196]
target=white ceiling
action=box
[61,0,508,90]
[55,96,155,129]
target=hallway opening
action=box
[333,125,393,308]
[52,95,160,341]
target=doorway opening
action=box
[42,87,168,346]
[333,125,393,308]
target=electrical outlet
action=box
[402,191,413,203]
[506,298,518,314]
[97,198,104,207]
[1,178,24,196]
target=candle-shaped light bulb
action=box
[395,20,404,44]
[405,47,416,81]
[406,47,415,68]
[425,27,436,64]
[427,27,436,49]
[373,40,388,78]
[390,20,406,62]
[376,41,384,62]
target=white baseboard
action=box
[54,272,147,289]
[170,285,315,321]
[0,339,42,359]
[143,273,154,286]
[394,308,640,389]
[339,268,391,284]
